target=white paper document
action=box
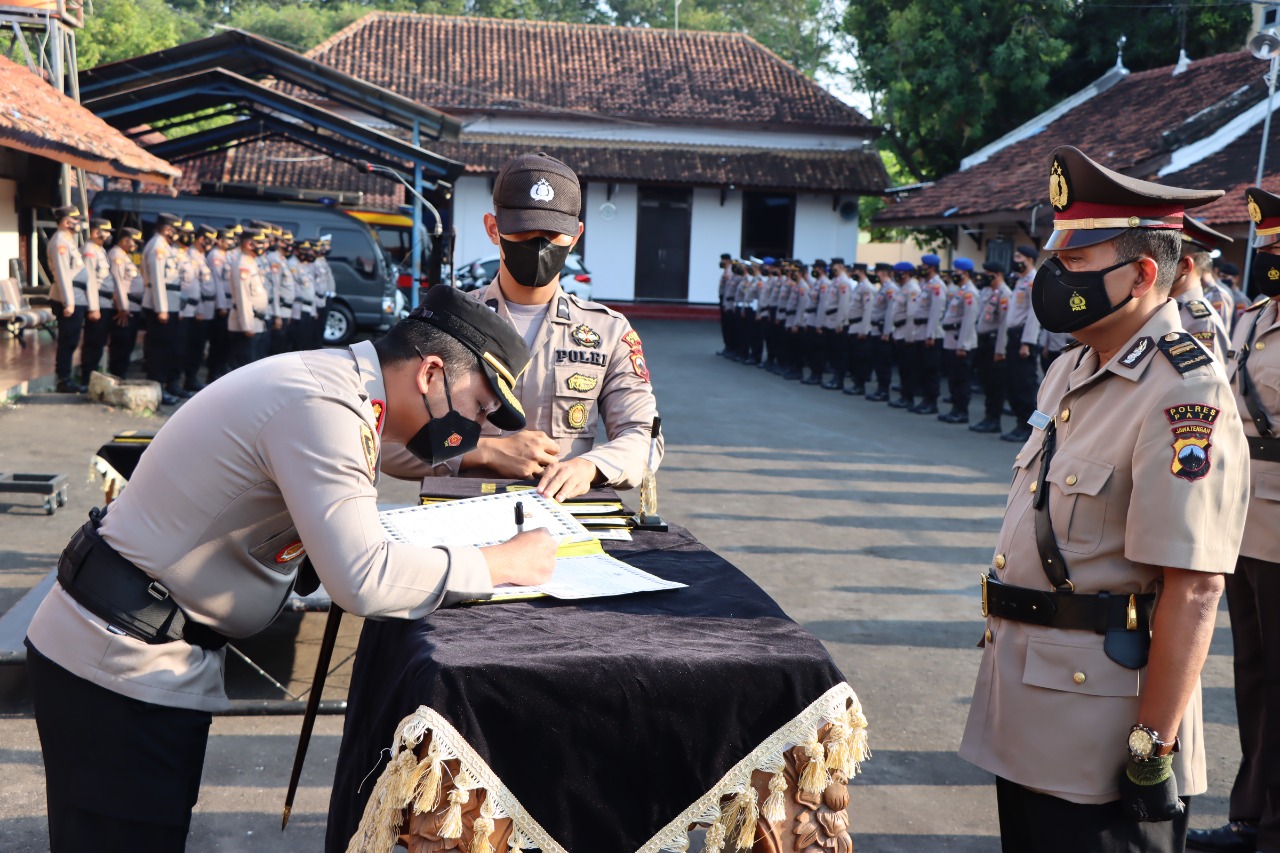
[379,491,592,548]
[493,552,686,600]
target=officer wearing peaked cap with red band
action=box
[1187,185,1280,853]
[960,145,1249,852]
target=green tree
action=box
[77,0,200,67]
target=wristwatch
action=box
[1127,724,1179,761]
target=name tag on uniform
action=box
[1027,410,1052,431]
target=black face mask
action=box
[1012,260,1026,274]
[1252,251,1280,298]
[500,235,572,288]
[1032,256,1138,334]
[405,364,482,466]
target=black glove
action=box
[1119,756,1184,822]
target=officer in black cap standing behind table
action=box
[24,284,555,852]
[141,213,183,406]
[79,218,116,383]
[995,244,1045,442]
[962,145,1248,853]
[971,260,1013,433]
[106,228,143,379]
[46,205,87,393]
[1186,185,1280,853]
[1172,217,1232,365]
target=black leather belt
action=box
[978,331,997,340]
[983,574,1154,635]
[942,322,960,331]
[165,284,182,292]
[57,509,228,650]
[893,319,906,328]
[72,281,87,290]
[1250,437,1280,463]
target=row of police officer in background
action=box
[44,207,335,405]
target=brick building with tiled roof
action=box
[873,50,1278,271]
[183,13,887,303]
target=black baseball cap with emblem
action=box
[1181,216,1231,253]
[1044,145,1222,251]
[53,205,81,221]
[155,212,181,230]
[120,227,142,241]
[1246,187,1280,248]
[89,218,113,233]
[406,285,532,431]
[492,153,582,237]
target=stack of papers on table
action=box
[378,491,682,600]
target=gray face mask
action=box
[500,236,572,288]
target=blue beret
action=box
[893,262,915,273]
[954,258,975,272]
[921,254,941,267]
[762,256,777,265]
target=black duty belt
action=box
[165,284,182,292]
[978,331,997,340]
[942,322,960,331]
[183,298,200,307]
[57,509,228,650]
[983,410,1152,669]
[1250,437,1280,463]
[281,300,294,309]
[72,281,87,290]
[253,310,267,321]
[893,319,907,328]
[913,318,928,325]
[871,320,884,328]
[848,316,864,324]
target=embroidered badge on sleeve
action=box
[1165,404,1219,482]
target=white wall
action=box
[581,182,638,301]
[0,179,17,280]
[450,175,495,267]
[688,187,742,304]
[791,193,860,264]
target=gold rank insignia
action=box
[571,323,602,348]
[370,399,385,433]
[566,373,598,392]
[1069,292,1087,312]
[360,423,377,479]
[567,401,588,430]
[1270,267,1280,281]
[1249,195,1263,224]
[1049,158,1070,211]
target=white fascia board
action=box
[959,67,1130,172]
[1158,94,1272,177]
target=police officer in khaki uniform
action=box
[866,263,898,401]
[46,205,87,393]
[996,244,1045,442]
[227,228,268,369]
[1172,217,1232,365]
[913,253,948,414]
[961,146,1249,852]
[142,213,183,405]
[972,260,1013,433]
[939,258,980,423]
[106,227,143,379]
[1187,186,1280,853]
[386,154,662,501]
[182,224,217,392]
[25,284,553,851]
[204,227,234,381]
[79,218,115,382]
[843,262,876,395]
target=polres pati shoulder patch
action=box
[1165,404,1219,482]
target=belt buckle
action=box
[1126,594,1138,630]
[147,581,170,601]
[981,573,989,618]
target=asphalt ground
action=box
[0,319,1243,851]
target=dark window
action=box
[741,192,795,260]
[328,227,378,279]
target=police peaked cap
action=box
[1246,186,1280,248]
[1181,216,1231,253]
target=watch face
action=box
[1128,727,1156,757]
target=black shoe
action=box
[743,358,759,366]
[940,411,969,424]
[913,403,939,415]
[888,398,913,409]
[891,384,901,393]
[183,381,207,393]
[1001,426,1033,443]
[843,385,865,396]
[1185,822,1257,853]
[160,391,180,406]
[801,377,821,385]
[1003,406,1016,416]
[166,384,195,399]
[941,396,952,404]
[783,370,802,380]
[821,380,842,390]
[55,379,85,393]
[865,390,889,402]
[969,419,1002,434]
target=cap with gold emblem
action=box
[1246,186,1280,248]
[119,227,142,241]
[53,204,81,222]
[89,218,113,233]
[1181,216,1231,253]
[1044,145,1223,251]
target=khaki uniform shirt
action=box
[141,234,179,314]
[82,242,112,314]
[26,341,491,712]
[719,271,734,311]
[1176,282,1230,365]
[800,277,822,328]
[106,246,141,314]
[942,280,980,351]
[175,246,199,319]
[293,262,318,320]
[314,257,335,308]
[388,281,663,491]
[207,247,233,313]
[892,279,920,342]
[999,271,1043,352]
[920,274,947,341]
[977,282,1012,336]
[848,277,877,336]
[187,246,215,321]
[47,229,84,307]
[1228,297,1280,561]
[787,280,810,331]
[1203,280,1231,329]
[960,299,1249,803]
[871,279,897,333]
[229,249,267,334]
[265,250,295,320]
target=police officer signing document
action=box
[24,285,558,850]
[962,146,1250,852]
[386,153,663,501]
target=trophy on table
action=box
[632,416,668,532]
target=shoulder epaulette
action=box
[1247,296,1271,313]
[1155,331,1213,376]
[1061,339,1084,353]
[1184,300,1212,319]
[567,291,624,318]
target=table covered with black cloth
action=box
[325,523,862,853]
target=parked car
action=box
[89,191,399,344]
[455,253,592,300]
